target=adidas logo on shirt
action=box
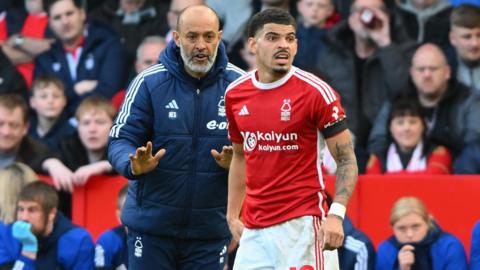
[238,105,249,116]
[165,100,179,109]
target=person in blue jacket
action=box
[34,0,128,115]
[95,185,128,270]
[108,4,244,270]
[376,196,468,270]
[472,220,480,270]
[339,216,376,270]
[0,181,95,270]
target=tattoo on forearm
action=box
[334,141,358,206]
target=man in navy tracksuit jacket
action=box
[0,182,95,270]
[108,5,244,270]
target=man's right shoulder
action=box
[136,63,170,83]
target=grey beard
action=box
[180,45,219,74]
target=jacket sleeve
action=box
[424,146,452,174]
[439,235,468,270]
[462,95,480,145]
[472,221,480,270]
[58,228,95,270]
[94,231,121,269]
[0,223,35,270]
[377,42,415,99]
[367,101,390,153]
[108,73,154,179]
[454,142,480,174]
[375,241,398,270]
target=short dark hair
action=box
[18,181,58,216]
[0,94,29,123]
[247,8,296,38]
[451,4,480,28]
[45,0,83,15]
[32,75,65,95]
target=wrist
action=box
[328,202,346,220]
[14,34,25,48]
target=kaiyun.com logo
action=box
[241,131,299,152]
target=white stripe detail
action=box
[317,192,326,219]
[294,70,336,104]
[344,235,369,270]
[316,129,326,190]
[225,71,253,94]
[227,62,246,75]
[165,99,179,109]
[13,261,25,270]
[297,69,337,103]
[110,65,166,138]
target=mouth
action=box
[274,51,290,64]
[193,53,208,62]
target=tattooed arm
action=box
[322,129,358,250]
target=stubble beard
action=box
[180,44,219,74]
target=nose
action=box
[195,37,207,50]
[17,210,29,221]
[277,37,289,49]
[0,125,12,136]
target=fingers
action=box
[153,148,166,162]
[223,145,233,155]
[146,141,153,156]
[211,149,221,160]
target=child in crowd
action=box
[95,184,128,270]
[294,0,339,74]
[42,96,116,217]
[366,98,452,174]
[29,75,75,151]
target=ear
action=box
[217,30,223,42]
[247,37,257,55]
[29,96,36,110]
[115,209,121,224]
[449,30,456,47]
[173,31,181,47]
[48,208,57,224]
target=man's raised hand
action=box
[211,145,233,170]
[129,141,166,175]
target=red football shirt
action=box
[225,66,348,228]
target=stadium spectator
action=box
[294,0,340,75]
[376,196,468,270]
[0,163,37,224]
[108,5,243,269]
[28,75,75,152]
[454,140,480,173]
[43,96,115,218]
[35,0,128,115]
[0,181,95,269]
[165,0,204,42]
[111,35,167,111]
[316,0,416,171]
[0,0,54,88]
[339,217,376,270]
[0,94,52,172]
[206,0,253,52]
[472,220,480,270]
[94,184,128,270]
[88,0,170,77]
[395,0,452,48]
[448,4,480,97]
[0,48,27,99]
[366,98,452,174]
[238,37,257,71]
[368,43,480,158]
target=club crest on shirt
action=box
[218,96,226,117]
[281,99,291,121]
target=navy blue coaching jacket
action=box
[108,40,244,240]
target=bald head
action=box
[177,5,220,33]
[412,43,448,66]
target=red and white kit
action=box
[225,66,347,229]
